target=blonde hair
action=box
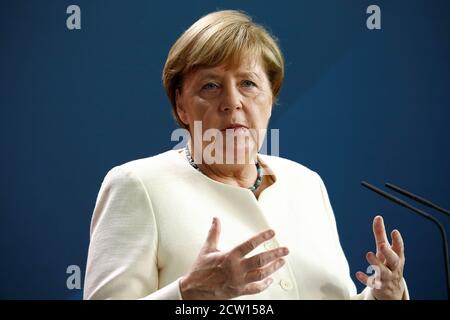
[162,10,285,128]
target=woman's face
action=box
[176,57,273,164]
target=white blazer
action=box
[84,148,409,300]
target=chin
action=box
[224,143,256,165]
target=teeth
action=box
[222,126,247,132]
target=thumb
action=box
[202,217,221,252]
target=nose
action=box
[220,84,243,112]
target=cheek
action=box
[251,93,273,124]
[187,96,222,130]
[187,96,212,118]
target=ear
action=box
[175,88,189,126]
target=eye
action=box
[242,80,257,88]
[202,82,220,91]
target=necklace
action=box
[184,146,263,192]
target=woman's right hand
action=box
[179,217,289,299]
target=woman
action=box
[84,10,409,300]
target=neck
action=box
[198,161,257,189]
[188,141,258,189]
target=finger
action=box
[202,217,221,252]
[355,271,369,286]
[373,215,389,254]
[366,251,391,277]
[391,229,405,260]
[355,271,382,290]
[241,247,289,272]
[244,258,285,283]
[379,243,400,271]
[376,250,386,264]
[241,277,273,296]
[232,229,275,257]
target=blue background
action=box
[1,0,449,299]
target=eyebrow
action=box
[236,71,262,80]
[197,70,262,81]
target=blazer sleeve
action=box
[83,165,183,300]
[316,174,410,300]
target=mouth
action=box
[220,124,249,132]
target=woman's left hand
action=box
[355,215,406,300]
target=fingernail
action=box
[266,278,273,285]
[265,230,275,239]
[277,259,285,268]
